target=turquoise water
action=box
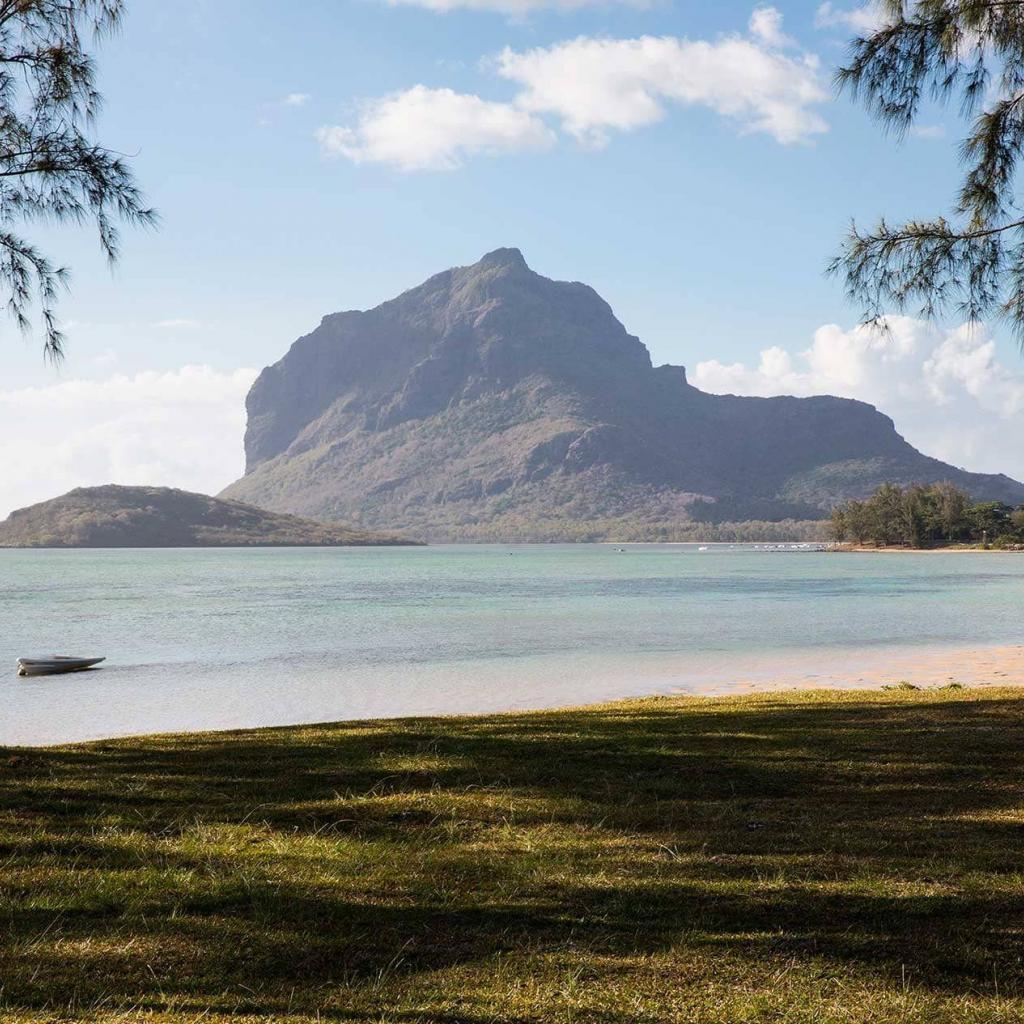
[1,544,1021,745]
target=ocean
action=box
[2,544,1021,745]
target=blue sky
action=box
[1,0,1022,516]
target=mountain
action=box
[222,249,1024,540]
[0,486,419,547]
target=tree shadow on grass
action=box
[2,692,1024,1015]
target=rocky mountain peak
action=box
[476,246,528,270]
[224,251,1024,540]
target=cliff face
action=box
[242,248,652,470]
[0,486,417,547]
[223,249,1024,539]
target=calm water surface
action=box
[1,544,1021,745]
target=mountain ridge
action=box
[222,249,1024,540]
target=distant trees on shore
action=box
[829,483,1024,549]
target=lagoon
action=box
[2,543,1021,745]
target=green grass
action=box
[3,687,1024,1023]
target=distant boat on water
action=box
[17,656,105,677]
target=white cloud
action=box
[152,318,202,330]
[692,317,1024,480]
[284,92,311,107]
[316,85,555,171]
[89,348,120,369]
[0,365,258,519]
[814,2,891,34]
[749,6,793,49]
[321,11,829,170]
[498,30,827,147]
[909,123,946,140]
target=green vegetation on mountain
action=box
[222,249,1024,541]
[3,686,1024,1023]
[829,481,1024,549]
[0,485,418,547]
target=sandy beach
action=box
[686,643,1024,696]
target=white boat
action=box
[17,656,105,677]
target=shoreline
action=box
[13,679,1024,752]
[8,641,1023,749]
[832,543,1024,553]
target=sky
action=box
[1,0,1023,517]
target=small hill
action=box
[0,486,419,548]
[222,248,1024,541]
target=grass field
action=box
[3,686,1024,1023]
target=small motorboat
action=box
[17,656,105,677]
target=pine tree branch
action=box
[0,0,149,359]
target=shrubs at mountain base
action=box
[829,482,1024,549]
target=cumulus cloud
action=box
[283,92,311,107]
[814,2,891,34]
[749,6,794,49]
[0,365,257,519]
[317,86,555,171]
[692,317,1024,480]
[498,29,827,148]
[319,10,828,170]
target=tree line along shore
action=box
[828,482,1024,550]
